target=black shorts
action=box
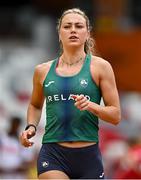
[37,143,104,179]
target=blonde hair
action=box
[57,8,95,55]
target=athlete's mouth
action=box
[69,36,79,39]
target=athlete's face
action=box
[59,13,89,49]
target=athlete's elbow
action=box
[113,118,120,125]
[113,109,121,125]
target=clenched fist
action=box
[19,126,36,147]
[72,94,90,111]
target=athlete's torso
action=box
[40,54,102,145]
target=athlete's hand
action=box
[19,127,36,147]
[72,94,90,111]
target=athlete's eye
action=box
[76,25,84,29]
[64,26,70,29]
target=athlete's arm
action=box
[74,59,121,125]
[88,60,121,125]
[20,62,52,147]
[27,65,45,127]
[20,65,45,147]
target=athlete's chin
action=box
[67,42,82,47]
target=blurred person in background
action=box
[0,116,35,179]
[20,8,121,179]
[113,136,141,179]
[99,126,128,178]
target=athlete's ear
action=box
[59,37,62,44]
[87,31,90,39]
[59,34,62,43]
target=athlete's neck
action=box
[61,49,86,66]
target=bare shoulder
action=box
[34,60,54,84]
[91,55,114,74]
[35,60,54,73]
[91,56,112,68]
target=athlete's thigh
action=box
[38,170,70,179]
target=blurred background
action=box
[0,0,141,179]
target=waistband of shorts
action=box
[43,142,99,152]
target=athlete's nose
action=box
[71,25,76,33]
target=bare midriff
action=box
[58,141,96,148]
